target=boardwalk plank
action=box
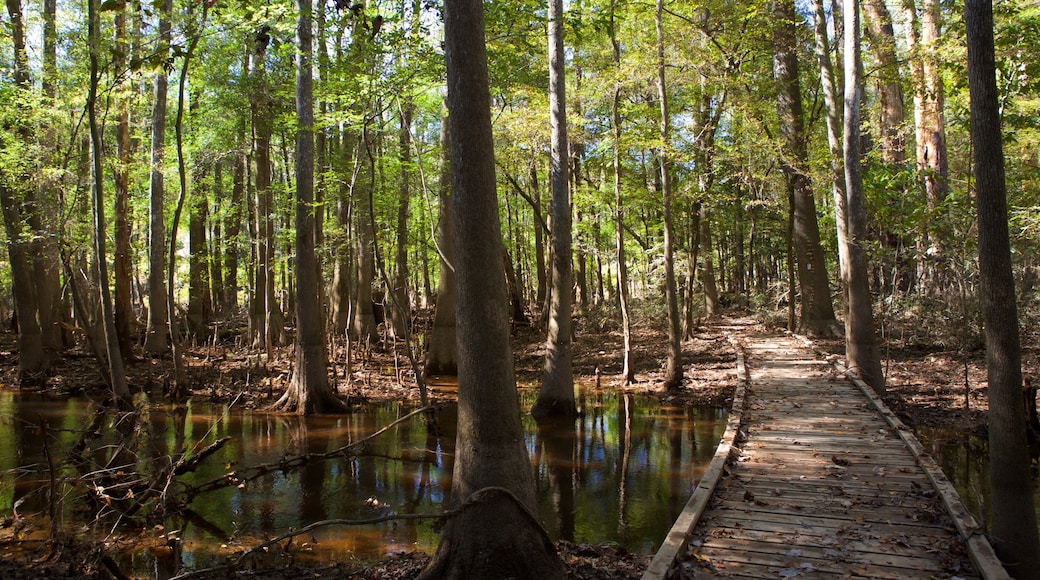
[643,325,1001,579]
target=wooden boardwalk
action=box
[644,326,1007,579]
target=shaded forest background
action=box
[1,0,1039,394]
[0,0,1037,460]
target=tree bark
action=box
[772,0,839,336]
[843,0,885,391]
[862,0,906,165]
[274,0,346,414]
[810,0,850,284]
[390,103,413,339]
[419,0,566,576]
[901,0,949,264]
[699,204,719,317]
[533,0,576,419]
[353,125,380,343]
[209,162,225,316]
[144,0,172,355]
[329,130,356,336]
[965,1,1040,573]
[609,0,634,386]
[188,165,211,336]
[2,0,48,384]
[113,4,134,358]
[39,0,68,351]
[424,113,457,377]
[87,0,131,405]
[250,27,285,349]
[656,0,683,391]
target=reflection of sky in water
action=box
[0,391,725,576]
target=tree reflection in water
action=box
[0,390,727,574]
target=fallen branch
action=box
[182,405,440,501]
[167,485,544,580]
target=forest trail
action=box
[645,324,1005,579]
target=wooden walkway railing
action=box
[644,324,1008,579]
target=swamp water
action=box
[916,426,1040,530]
[0,389,726,577]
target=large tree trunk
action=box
[772,0,839,337]
[144,0,172,355]
[87,0,131,405]
[390,104,413,339]
[329,130,356,336]
[919,0,949,210]
[223,98,247,313]
[862,0,906,165]
[187,166,211,336]
[965,1,1040,573]
[38,0,68,352]
[419,0,566,576]
[168,0,208,396]
[533,0,576,419]
[424,114,457,377]
[2,0,48,385]
[274,0,346,414]
[692,77,721,319]
[113,4,134,359]
[656,0,683,391]
[353,126,379,343]
[842,0,884,391]
[810,0,850,284]
[901,0,949,268]
[250,28,285,349]
[209,162,225,316]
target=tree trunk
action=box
[209,162,225,316]
[656,0,683,391]
[113,4,134,359]
[424,113,457,377]
[144,0,172,355]
[901,0,949,267]
[842,0,884,391]
[188,166,211,336]
[39,0,68,352]
[532,162,547,309]
[919,0,949,211]
[390,103,413,339]
[353,126,379,343]
[699,204,719,317]
[609,0,634,386]
[683,206,701,340]
[168,1,208,397]
[274,0,346,414]
[419,0,566,575]
[2,0,49,384]
[251,27,285,349]
[773,0,839,337]
[223,105,247,313]
[810,0,850,285]
[862,0,906,165]
[965,1,1040,573]
[87,0,131,405]
[329,130,356,336]
[533,0,576,419]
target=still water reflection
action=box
[916,426,1040,532]
[0,390,725,575]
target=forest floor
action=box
[0,307,1019,578]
